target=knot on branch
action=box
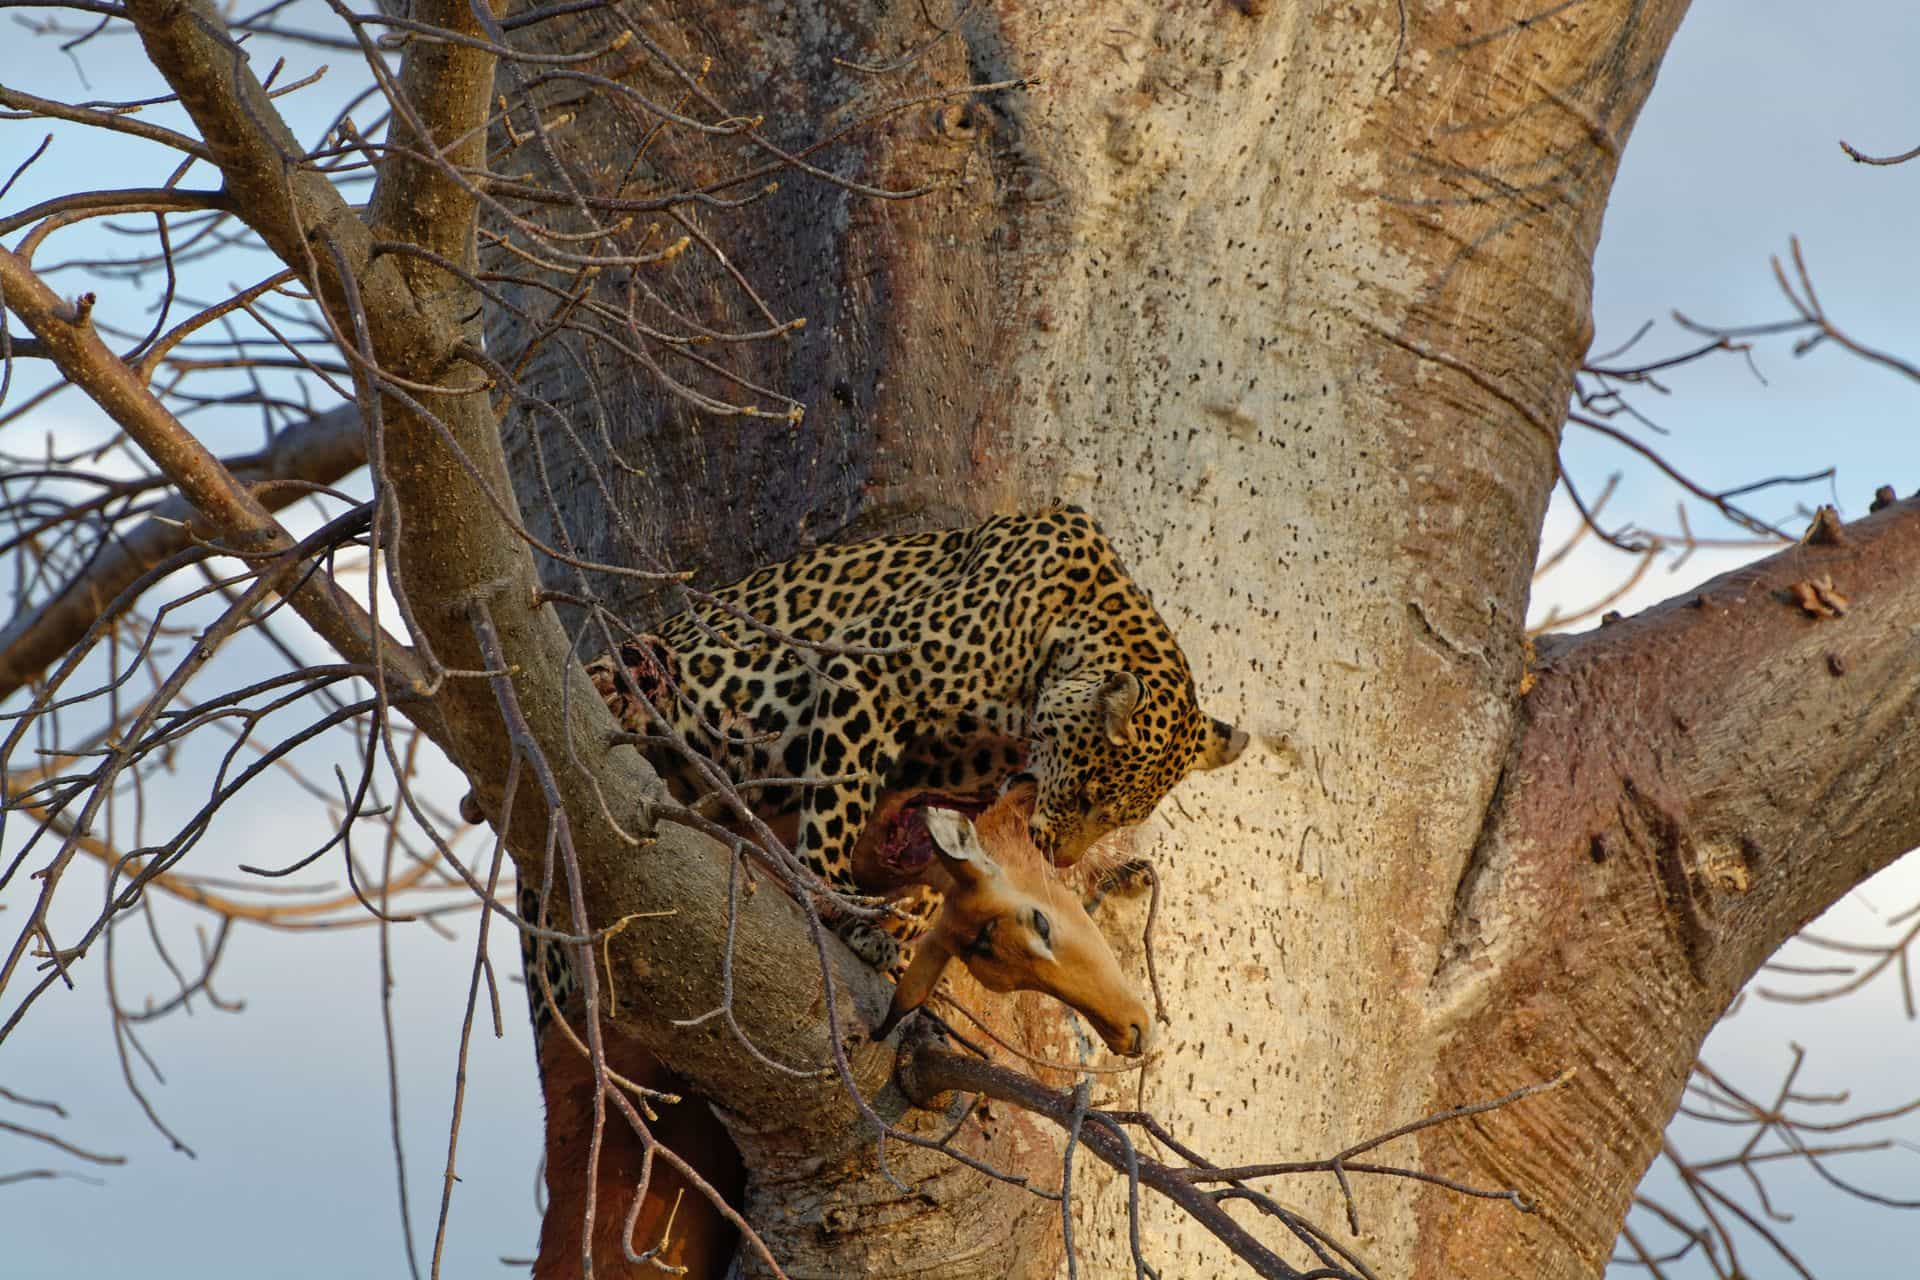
[1802,505,1848,547]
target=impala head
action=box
[876,796,1152,1057]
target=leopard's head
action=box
[1024,667,1245,866]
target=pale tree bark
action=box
[481,1,1920,1277]
[9,0,1920,1276]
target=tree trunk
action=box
[474,1,1920,1276]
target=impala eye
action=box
[1031,910,1052,945]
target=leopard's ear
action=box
[1193,716,1248,771]
[1097,671,1144,746]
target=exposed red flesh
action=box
[875,792,993,877]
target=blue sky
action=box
[4,2,1919,1276]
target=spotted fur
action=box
[522,507,1245,1031]
[609,507,1237,936]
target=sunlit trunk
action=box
[487,2,1781,1275]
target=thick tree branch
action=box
[1488,496,1920,998]
[1422,496,1920,1275]
[0,404,367,701]
[118,0,346,272]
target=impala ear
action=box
[874,934,955,1041]
[924,808,999,889]
[1097,671,1144,746]
[1193,716,1248,771]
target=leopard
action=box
[568,503,1247,973]
[513,506,1245,1269]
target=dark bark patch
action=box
[1621,777,1712,984]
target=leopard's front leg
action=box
[794,766,906,969]
[874,890,943,981]
[791,670,912,969]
